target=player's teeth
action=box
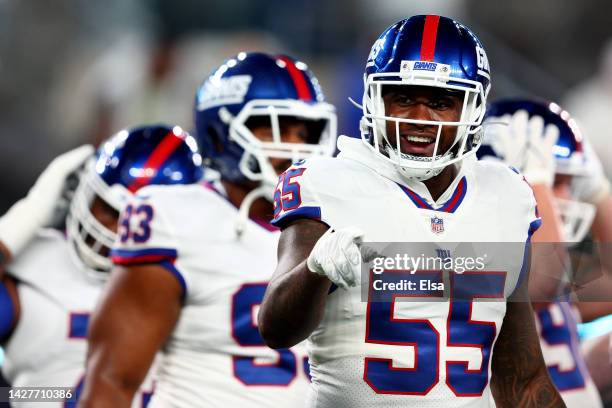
[406,136,433,143]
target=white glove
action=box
[307,227,365,290]
[571,138,610,205]
[0,145,94,257]
[484,110,559,186]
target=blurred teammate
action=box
[80,52,337,407]
[259,15,564,407]
[0,125,203,407]
[481,98,605,408]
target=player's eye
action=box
[429,97,454,110]
[391,93,413,106]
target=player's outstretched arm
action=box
[79,264,182,408]
[491,277,566,407]
[259,219,331,349]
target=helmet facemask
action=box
[67,160,131,281]
[225,99,337,198]
[554,163,595,245]
[360,68,488,181]
[554,197,596,245]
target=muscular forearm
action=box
[492,296,566,407]
[77,366,137,408]
[493,365,566,408]
[78,329,146,408]
[259,219,329,349]
[259,259,331,349]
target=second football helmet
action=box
[194,52,337,194]
[67,124,203,279]
[481,98,596,243]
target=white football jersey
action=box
[270,137,542,408]
[535,302,603,408]
[111,182,310,408]
[2,229,154,408]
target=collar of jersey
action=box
[336,136,471,213]
[201,180,278,231]
[396,175,467,213]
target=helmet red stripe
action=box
[277,56,313,101]
[128,130,184,192]
[420,15,440,62]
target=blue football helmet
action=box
[360,15,491,181]
[67,124,203,277]
[194,52,337,194]
[482,98,587,175]
[480,98,595,243]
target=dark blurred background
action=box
[1,0,612,211]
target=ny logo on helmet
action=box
[476,45,490,74]
[197,75,253,111]
[366,39,386,67]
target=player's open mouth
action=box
[399,134,437,156]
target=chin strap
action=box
[234,185,270,238]
[382,143,447,182]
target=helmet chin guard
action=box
[66,162,130,281]
[555,198,596,245]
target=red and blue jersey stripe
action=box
[397,176,467,214]
[111,247,178,265]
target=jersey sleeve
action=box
[506,166,542,297]
[110,188,187,298]
[271,160,328,229]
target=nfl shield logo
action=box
[431,216,444,234]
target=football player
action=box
[79,52,337,407]
[481,98,604,408]
[0,124,203,407]
[259,15,565,407]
